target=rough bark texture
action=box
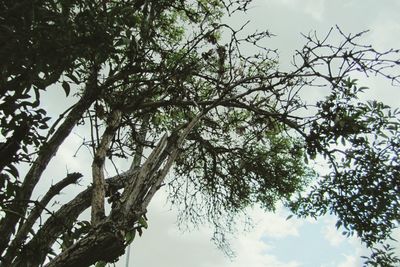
[44,221,126,267]
[91,110,122,225]
[12,170,135,267]
[0,84,99,256]
[25,116,203,267]
[1,173,82,266]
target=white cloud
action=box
[264,0,326,21]
[303,0,326,21]
[367,7,400,51]
[323,225,345,247]
[388,228,400,259]
[211,237,301,267]
[56,134,87,171]
[120,196,304,267]
[320,217,369,267]
[216,207,303,267]
[337,255,358,267]
[250,206,303,239]
[322,218,345,247]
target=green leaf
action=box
[138,216,148,229]
[66,73,80,84]
[125,229,136,244]
[5,165,19,178]
[95,261,107,267]
[62,81,71,97]
[137,227,143,237]
[19,94,31,99]
[341,137,346,146]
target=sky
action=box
[34,1,400,266]
[119,1,400,266]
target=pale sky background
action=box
[124,1,400,266]
[35,0,400,267]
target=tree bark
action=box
[91,110,121,225]
[12,114,203,267]
[44,220,126,267]
[11,170,135,266]
[0,83,99,255]
[1,173,82,266]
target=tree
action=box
[0,0,399,266]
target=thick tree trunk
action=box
[0,83,99,255]
[44,221,126,267]
[10,170,135,266]
[9,114,203,267]
[1,173,82,266]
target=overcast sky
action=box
[110,0,400,267]
[37,1,400,266]
[113,1,400,267]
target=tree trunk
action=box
[44,221,126,267]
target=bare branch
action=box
[12,170,136,266]
[91,110,121,225]
[1,173,82,266]
[0,79,100,255]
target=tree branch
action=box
[43,114,205,267]
[12,170,136,266]
[44,220,126,267]
[91,110,121,226]
[1,173,82,266]
[0,81,100,255]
